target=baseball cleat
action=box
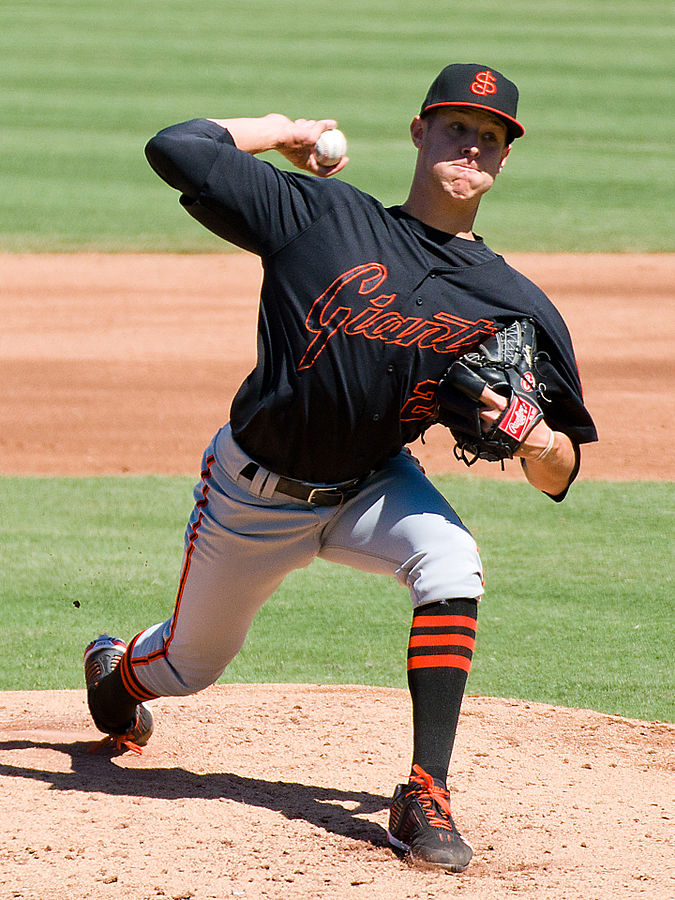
[83,634,154,755]
[387,765,473,872]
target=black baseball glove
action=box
[437,319,547,467]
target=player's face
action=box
[411,107,511,202]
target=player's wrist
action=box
[535,429,556,461]
[515,422,556,463]
[264,114,296,150]
[519,430,575,495]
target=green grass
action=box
[0,475,672,723]
[0,0,673,251]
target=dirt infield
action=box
[0,253,673,899]
[1,252,673,480]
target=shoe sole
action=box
[386,829,473,873]
[386,830,408,852]
[84,635,127,663]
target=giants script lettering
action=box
[297,263,497,370]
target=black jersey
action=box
[146,119,597,483]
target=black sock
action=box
[88,663,140,733]
[406,598,478,787]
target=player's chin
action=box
[441,172,494,200]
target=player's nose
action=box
[462,141,480,157]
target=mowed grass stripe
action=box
[0,0,672,250]
[0,475,671,722]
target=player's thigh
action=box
[164,457,322,685]
[319,452,483,605]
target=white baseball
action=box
[314,129,347,166]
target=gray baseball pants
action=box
[124,424,483,699]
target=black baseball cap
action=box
[420,63,525,143]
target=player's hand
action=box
[478,385,554,460]
[276,118,349,177]
[479,384,576,494]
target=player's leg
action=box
[86,427,322,743]
[319,450,481,869]
[405,596,477,782]
[320,450,482,604]
[319,453,481,777]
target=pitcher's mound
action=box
[0,684,672,899]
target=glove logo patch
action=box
[498,395,540,442]
[521,372,536,392]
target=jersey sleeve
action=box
[145,118,339,256]
[496,267,597,447]
[533,349,596,446]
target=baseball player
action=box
[84,63,597,872]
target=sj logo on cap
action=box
[470,70,497,96]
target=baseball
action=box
[314,129,347,166]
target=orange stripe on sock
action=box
[119,658,157,702]
[119,638,158,701]
[411,614,476,631]
[408,633,476,650]
[407,654,472,673]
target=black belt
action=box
[239,462,363,507]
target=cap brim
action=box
[421,101,525,140]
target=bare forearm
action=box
[206,114,348,175]
[518,429,577,497]
[206,114,294,154]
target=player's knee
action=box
[164,650,238,695]
[163,665,223,695]
[159,623,249,695]
[400,527,483,606]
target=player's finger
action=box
[479,384,507,410]
[315,155,350,177]
[479,407,500,431]
[294,118,338,142]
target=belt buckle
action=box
[306,486,340,505]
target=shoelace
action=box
[87,734,144,755]
[408,764,454,830]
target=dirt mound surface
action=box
[1,685,673,900]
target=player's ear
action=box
[498,143,512,173]
[410,115,425,149]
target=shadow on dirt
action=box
[0,738,390,846]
